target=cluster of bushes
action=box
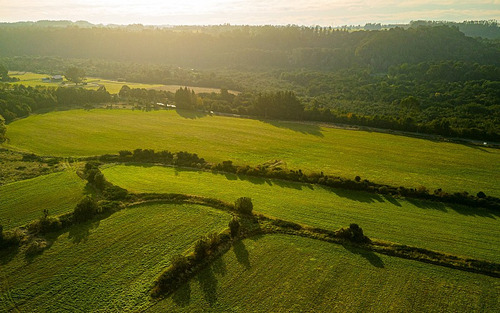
[152,228,234,297]
[0,224,23,249]
[336,224,370,243]
[83,162,128,200]
[211,160,500,210]
[101,149,206,168]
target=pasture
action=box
[4,109,499,197]
[102,164,500,263]
[0,170,85,229]
[0,203,231,312]
[151,234,500,312]
[8,71,230,94]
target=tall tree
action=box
[64,66,86,84]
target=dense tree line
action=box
[0,24,498,71]
[0,84,111,122]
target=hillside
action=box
[5,109,499,197]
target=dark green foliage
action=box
[193,236,210,261]
[336,223,370,243]
[175,87,198,109]
[235,197,253,215]
[477,191,486,198]
[229,217,240,238]
[73,196,98,223]
[27,210,62,234]
[64,66,86,84]
[103,185,128,200]
[0,114,5,143]
[270,219,302,230]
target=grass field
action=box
[102,164,500,262]
[0,203,231,312]
[4,109,499,197]
[0,170,86,229]
[150,234,500,312]
[8,71,231,94]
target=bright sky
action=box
[1,0,499,26]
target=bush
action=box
[229,217,240,237]
[235,197,253,215]
[103,185,128,200]
[477,191,486,198]
[27,216,62,234]
[73,196,98,222]
[336,223,370,243]
[193,237,209,261]
[25,240,47,256]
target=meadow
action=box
[151,234,500,312]
[0,203,231,312]
[5,109,499,197]
[8,72,230,94]
[102,164,500,262]
[0,170,85,229]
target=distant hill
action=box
[0,22,498,71]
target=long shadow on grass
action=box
[0,245,20,265]
[68,220,101,244]
[196,265,218,306]
[328,187,385,204]
[233,240,251,270]
[172,282,192,307]
[406,198,499,219]
[342,243,384,268]
[261,119,324,137]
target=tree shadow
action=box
[0,245,19,265]
[233,240,251,270]
[406,198,499,218]
[175,109,207,119]
[172,282,191,307]
[342,243,385,268]
[68,220,101,244]
[260,119,324,137]
[212,255,227,277]
[328,187,385,204]
[383,194,402,207]
[196,265,218,306]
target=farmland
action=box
[8,72,230,94]
[151,234,500,312]
[103,164,500,262]
[5,109,499,197]
[0,170,85,229]
[0,203,231,312]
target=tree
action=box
[0,64,8,81]
[235,197,253,215]
[64,66,86,84]
[229,217,240,237]
[0,114,6,143]
[73,196,98,222]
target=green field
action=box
[8,71,230,94]
[5,109,499,197]
[151,234,500,312]
[0,170,85,229]
[0,203,231,312]
[102,164,500,262]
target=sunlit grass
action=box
[0,203,230,312]
[103,164,500,262]
[151,234,500,312]
[5,109,499,197]
[0,170,86,229]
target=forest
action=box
[0,22,499,140]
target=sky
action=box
[1,0,499,26]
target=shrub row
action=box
[152,228,234,297]
[94,149,500,210]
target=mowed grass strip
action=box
[5,109,499,196]
[103,165,500,263]
[0,203,230,312]
[0,170,86,229]
[150,234,500,312]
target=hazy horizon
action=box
[1,0,499,27]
